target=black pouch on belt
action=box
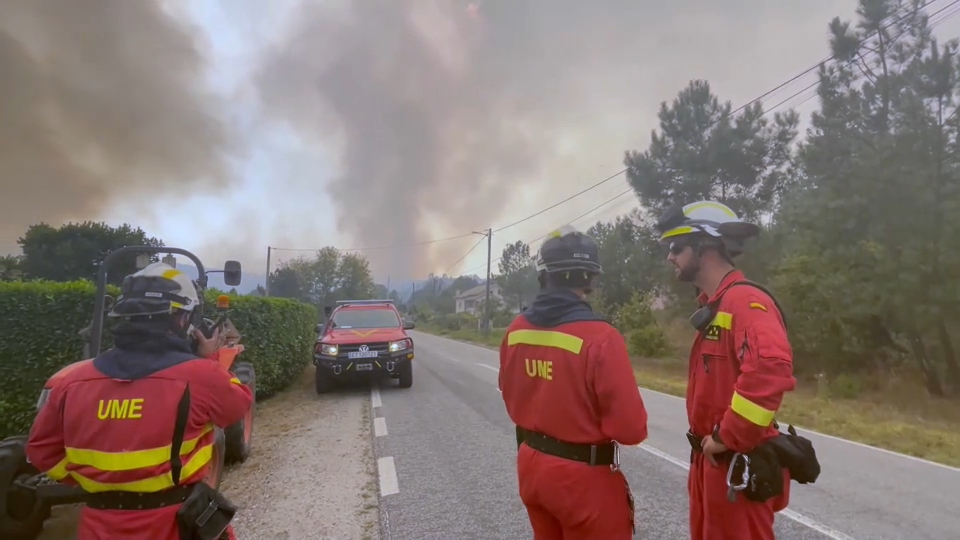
[733,443,783,503]
[175,482,237,540]
[166,386,237,540]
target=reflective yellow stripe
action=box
[711,311,732,330]
[684,201,737,218]
[508,329,583,354]
[47,457,69,480]
[68,442,214,493]
[659,226,695,240]
[65,425,213,472]
[230,377,242,385]
[730,392,776,427]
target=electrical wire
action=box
[442,233,489,275]
[273,1,955,259]
[456,1,960,276]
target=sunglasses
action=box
[668,241,691,255]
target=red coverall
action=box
[26,352,253,540]
[500,315,649,540]
[687,270,796,540]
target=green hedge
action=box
[0,281,316,439]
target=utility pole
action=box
[265,246,272,297]
[483,227,492,333]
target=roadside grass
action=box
[418,324,960,468]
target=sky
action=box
[3,0,960,287]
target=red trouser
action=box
[75,505,237,540]
[688,452,790,540]
[517,443,634,540]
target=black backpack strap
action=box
[170,384,191,486]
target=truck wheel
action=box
[203,429,227,491]
[225,362,255,465]
[0,437,51,540]
[398,362,413,389]
[315,367,335,394]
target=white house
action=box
[454,283,505,315]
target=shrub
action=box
[0,281,317,439]
[617,291,669,357]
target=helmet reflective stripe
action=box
[108,262,200,317]
[657,200,745,242]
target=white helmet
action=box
[655,200,759,256]
[108,262,201,318]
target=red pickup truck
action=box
[313,299,416,393]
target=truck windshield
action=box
[332,309,400,329]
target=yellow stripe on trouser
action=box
[65,425,214,472]
[730,392,776,427]
[507,329,583,354]
[69,442,214,493]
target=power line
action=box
[460,188,637,276]
[443,233,488,275]
[274,1,952,259]
[760,0,960,116]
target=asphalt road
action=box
[370,331,960,540]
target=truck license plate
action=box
[356,363,373,371]
[348,351,379,359]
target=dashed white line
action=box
[475,362,499,373]
[374,416,388,437]
[371,387,382,408]
[377,456,400,496]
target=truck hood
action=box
[322,327,408,344]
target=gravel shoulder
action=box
[34,366,378,540]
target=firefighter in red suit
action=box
[499,225,649,540]
[26,262,253,540]
[655,201,797,540]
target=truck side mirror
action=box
[324,306,333,317]
[403,321,416,330]
[315,323,324,333]
[223,260,242,286]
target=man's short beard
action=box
[678,258,700,283]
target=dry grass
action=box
[421,324,960,468]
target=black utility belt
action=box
[516,426,616,466]
[86,484,196,510]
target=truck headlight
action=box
[389,339,412,352]
[316,343,338,356]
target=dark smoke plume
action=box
[252,0,837,278]
[0,0,237,253]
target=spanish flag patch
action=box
[749,302,767,312]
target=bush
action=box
[201,291,316,400]
[617,291,669,357]
[0,281,317,439]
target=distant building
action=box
[454,283,505,315]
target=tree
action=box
[623,79,799,221]
[17,221,164,285]
[0,255,22,281]
[268,247,377,316]
[495,240,538,311]
[586,212,664,312]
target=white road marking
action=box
[633,444,857,540]
[371,387,382,408]
[475,363,499,373]
[374,416,388,437]
[638,386,960,473]
[377,456,400,497]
